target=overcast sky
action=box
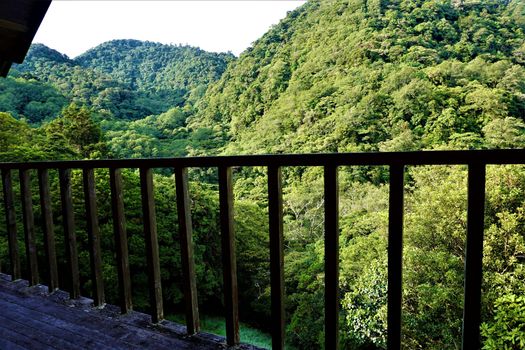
[33,1,306,58]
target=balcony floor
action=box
[0,274,259,350]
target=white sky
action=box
[33,1,306,58]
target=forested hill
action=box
[1,41,235,158]
[6,41,233,122]
[76,39,235,98]
[190,0,525,154]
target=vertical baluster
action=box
[38,169,59,292]
[268,165,285,350]
[324,165,339,350]
[461,163,486,350]
[388,164,404,350]
[218,166,240,346]
[109,168,132,313]
[59,168,80,298]
[175,167,199,335]
[19,169,39,285]
[2,169,21,280]
[83,168,105,306]
[140,167,163,323]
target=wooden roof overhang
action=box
[0,0,52,77]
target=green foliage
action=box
[0,76,67,124]
[187,0,525,155]
[167,314,275,349]
[481,294,525,350]
[76,39,234,105]
[47,103,107,158]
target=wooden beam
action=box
[324,165,339,349]
[38,169,58,292]
[59,169,80,299]
[140,167,163,323]
[1,169,21,280]
[218,166,240,346]
[175,167,199,335]
[83,168,105,306]
[268,165,285,350]
[387,164,404,350]
[19,169,38,286]
[461,163,486,350]
[109,168,132,314]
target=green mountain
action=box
[190,0,525,154]
[76,39,234,102]
[5,41,233,122]
[1,41,235,158]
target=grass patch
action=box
[167,314,272,349]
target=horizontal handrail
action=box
[0,149,524,169]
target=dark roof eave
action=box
[0,0,52,77]
[0,60,12,77]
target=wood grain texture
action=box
[0,275,263,350]
[59,169,80,299]
[83,168,105,306]
[218,166,240,346]
[140,167,163,323]
[19,169,39,285]
[109,168,132,313]
[38,169,59,292]
[1,169,21,280]
[175,167,199,335]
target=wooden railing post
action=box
[218,166,240,346]
[1,169,21,280]
[175,167,200,335]
[38,169,59,292]
[461,163,486,350]
[109,168,132,313]
[83,168,105,306]
[387,164,404,350]
[324,165,339,350]
[19,169,39,286]
[59,168,80,299]
[268,165,285,350]
[140,167,164,323]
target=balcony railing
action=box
[1,149,524,350]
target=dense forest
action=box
[1,0,525,349]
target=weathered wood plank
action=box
[218,166,240,346]
[19,169,39,286]
[0,301,111,350]
[0,321,49,350]
[59,168,80,299]
[140,167,163,323]
[83,168,105,306]
[0,274,264,350]
[175,167,199,335]
[1,169,21,280]
[38,169,59,292]
[324,165,339,350]
[268,165,285,350]
[461,163,486,350]
[109,168,132,313]
[0,333,26,350]
[387,164,404,350]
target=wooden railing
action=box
[1,149,524,350]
